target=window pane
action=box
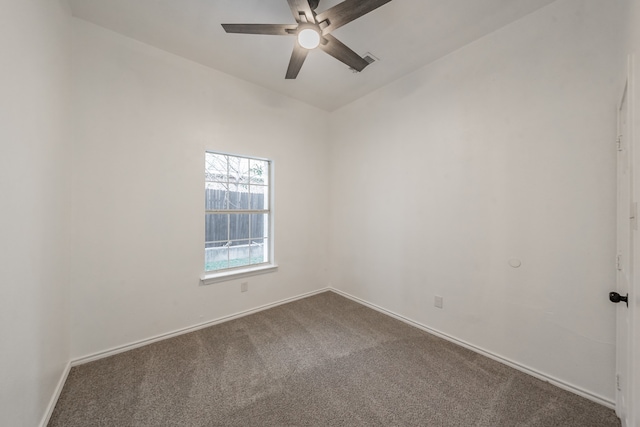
[250,185,268,210]
[229,214,250,241]
[205,182,229,210]
[250,238,268,264]
[205,153,228,183]
[250,214,268,239]
[228,240,251,268]
[228,156,249,186]
[228,184,250,210]
[205,214,229,244]
[249,159,268,185]
[205,241,229,271]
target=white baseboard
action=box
[329,287,615,410]
[71,287,331,367]
[40,361,71,427]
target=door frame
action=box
[616,69,631,425]
[625,53,638,427]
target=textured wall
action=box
[0,1,72,425]
[70,20,330,360]
[328,0,625,403]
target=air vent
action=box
[363,54,377,64]
[350,52,379,72]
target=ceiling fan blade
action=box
[287,0,315,23]
[285,44,309,79]
[319,34,369,72]
[316,0,392,34]
[221,23,298,35]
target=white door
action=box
[615,79,632,425]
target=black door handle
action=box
[609,292,628,307]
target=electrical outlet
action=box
[241,282,248,293]
[434,296,443,309]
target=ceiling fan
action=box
[221,0,392,79]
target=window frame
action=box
[200,151,277,285]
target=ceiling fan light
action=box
[298,28,320,49]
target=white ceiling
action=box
[69,0,558,111]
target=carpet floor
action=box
[49,291,620,426]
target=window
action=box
[203,152,274,281]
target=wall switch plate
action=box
[241,282,248,293]
[434,296,443,309]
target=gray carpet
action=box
[49,291,620,426]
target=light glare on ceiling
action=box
[298,28,320,49]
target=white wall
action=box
[328,0,625,403]
[0,1,71,425]
[70,20,330,359]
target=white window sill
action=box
[200,264,278,285]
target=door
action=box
[615,79,632,425]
